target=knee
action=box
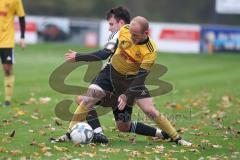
[75,96,83,104]
[116,122,131,132]
[3,65,12,76]
[75,95,92,108]
[4,69,12,76]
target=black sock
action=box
[86,109,101,131]
[129,121,156,137]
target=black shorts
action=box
[92,64,151,99]
[92,64,150,122]
[91,64,113,92]
[0,48,14,64]
[96,92,133,122]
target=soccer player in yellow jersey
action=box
[53,7,171,144]
[113,17,191,146]
[0,0,26,107]
[57,16,192,146]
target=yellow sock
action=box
[4,75,15,102]
[154,113,179,140]
[68,102,88,132]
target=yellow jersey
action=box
[0,0,25,48]
[111,24,157,75]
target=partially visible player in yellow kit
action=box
[0,0,26,107]
[66,16,192,146]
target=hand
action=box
[118,94,127,110]
[19,38,25,49]
[65,49,77,62]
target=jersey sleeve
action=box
[140,52,157,70]
[16,0,25,17]
[104,31,119,52]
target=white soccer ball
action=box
[70,122,94,144]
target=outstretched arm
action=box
[19,16,25,49]
[65,49,113,62]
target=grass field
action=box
[0,43,240,160]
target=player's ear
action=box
[119,19,125,26]
[145,29,149,36]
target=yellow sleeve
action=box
[140,52,157,70]
[16,0,25,17]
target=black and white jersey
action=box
[104,31,119,53]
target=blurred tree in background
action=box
[23,0,240,25]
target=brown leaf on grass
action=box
[30,139,37,146]
[32,152,40,158]
[211,111,226,119]
[187,92,212,108]
[19,120,29,125]
[20,156,32,160]
[100,143,108,147]
[54,145,68,152]
[38,130,46,136]
[55,120,62,126]
[62,154,73,160]
[152,145,164,153]
[2,119,12,125]
[17,110,27,116]
[25,97,37,105]
[129,150,141,158]
[32,142,52,153]
[147,136,165,142]
[189,148,200,153]
[99,148,121,153]
[0,148,7,153]
[31,115,39,120]
[11,149,22,156]
[37,143,47,148]
[79,151,96,158]
[212,144,222,148]
[13,107,27,116]
[101,155,109,159]
[168,149,179,154]
[227,126,240,137]
[129,136,136,144]
[44,124,56,132]
[74,143,84,147]
[43,152,53,157]
[177,127,188,134]
[220,96,232,109]
[231,119,240,125]
[2,137,12,143]
[87,143,97,148]
[39,97,51,104]
[9,130,15,137]
[164,102,184,109]
[200,139,209,143]
[175,103,184,109]
[41,146,52,153]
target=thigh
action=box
[0,48,14,64]
[91,64,113,93]
[98,92,118,107]
[131,85,151,99]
